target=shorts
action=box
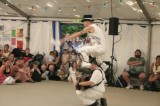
[127,71,144,78]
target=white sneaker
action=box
[125,84,133,89]
[140,85,144,90]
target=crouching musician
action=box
[76,59,106,106]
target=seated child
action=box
[41,64,49,80]
[31,63,42,82]
[68,61,78,86]
[57,65,68,80]
[48,51,54,62]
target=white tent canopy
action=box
[0,0,160,22]
[0,0,160,77]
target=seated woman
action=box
[9,53,16,66]
[0,58,15,84]
[47,50,60,74]
[2,44,11,59]
[148,55,160,91]
[43,50,61,81]
[1,58,12,77]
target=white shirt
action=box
[88,24,106,48]
[69,67,76,74]
[48,55,54,62]
[153,63,160,73]
[90,68,106,92]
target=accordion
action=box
[76,75,91,90]
[76,68,93,90]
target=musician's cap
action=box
[81,15,94,22]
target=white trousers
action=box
[76,89,104,105]
[3,76,15,85]
[77,45,106,68]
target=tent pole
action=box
[26,19,31,48]
[0,0,29,19]
[146,24,153,77]
[136,0,152,23]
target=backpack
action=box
[116,75,127,88]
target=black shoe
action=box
[100,98,107,106]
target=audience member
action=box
[1,58,12,77]
[61,49,69,74]
[11,58,33,83]
[22,48,33,63]
[57,64,68,80]
[48,66,61,81]
[0,58,15,84]
[41,64,49,80]
[2,44,11,58]
[77,40,83,48]
[69,50,78,66]
[121,49,146,90]
[48,50,60,74]
[8,53,16,66]
[148,55,160,91]
[68,41,73,53]
[48,51,54,62]
[48,56,61,81]
[31,63,42,82]
[62,34,69,51]
[68,61,78,86]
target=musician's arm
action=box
[79,81,94,86]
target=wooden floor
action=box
[0,81,159,106]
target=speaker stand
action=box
[108,35,116,86]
